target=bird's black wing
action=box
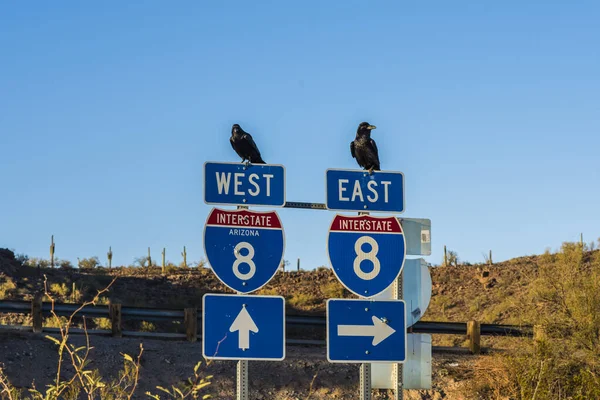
[244,134,261,157]
[350,141,356,158]
[370,138,381,170]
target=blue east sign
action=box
[204,208,285,293]
[325,168,405,213]
[204,161,285,207]
[328,214,406,298]
[327,298,407,363]
[203,293,285,361]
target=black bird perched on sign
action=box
[230,124,266,165]
[350,122,380,174]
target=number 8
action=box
[233,242,256,280]
[353,236,381,280]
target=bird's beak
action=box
[368,125,376,130]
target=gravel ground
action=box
[0,329,477,400]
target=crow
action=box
[230,124,265,165]
[350,122,380,174]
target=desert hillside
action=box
[1,244,599,399]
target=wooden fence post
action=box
[467,320,481,354]
[184,307,198,342]
[32,294,43,333]
[109,303,122,337]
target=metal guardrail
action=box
[0,300,533,339]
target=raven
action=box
[230,124,266,165]
[350,122,380,173]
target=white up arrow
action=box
[338,315,396,346]
[229,305,259,350]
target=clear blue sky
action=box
[1,2,599,270]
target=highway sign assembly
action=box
[327,299,406,363]
[201,147,430,400]
[202,293,285,361]
[325,168,405,213]
[204,161,285,207]
[327,214,406,298]
[204,207,285,293]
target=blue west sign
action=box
[204,161,285,207]
[204,208,285,293]
[203,293,285,361]
[327,214,406,298]
[325,168,404,213]
[327,298,407,363]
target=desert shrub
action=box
[49,282,70,298]
[468,243,600,399]
[56,259,74,269]
[140,321,156,332]
[24,257,50,268]
[0,275,214,399]
[93,317,112,330]
[320,281,344,299]
[79,256,101,270]
[257,288,278,296]
[0,276,16,299]
[287,293,320,308]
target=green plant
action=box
[140,321,156,332]
[0,275,145,400]
[320,281,344,298]
[0,274,215,399]
[79,257,101,270]
[288,293,319,308]
[0,277,16,299]
[49,282,70,298]
[257,288,278,296]
[146,362,212,399]
[468,242,600,399]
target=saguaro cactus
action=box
[50,235,55,268]
[147,247,152,267]
[162,248,166,274]
[444,245,447,266]
[181,246,187,268]
[107,246,113,269]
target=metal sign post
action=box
[359,210,371,400]
[237,205,249,400]
[393,274,404,400]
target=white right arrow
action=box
[229,305,259,350]
[338,315,396,346]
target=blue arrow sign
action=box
[202,293,285,361]
[204,208,285,293]
[204,161,285,207]
[327,299,406,363]
[327,214,406,298]
[325,168,404,213]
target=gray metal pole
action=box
[357,210,372,400]
[236,205,250,400]
[237,360,249,400]
[393,274,404,399]
[360,363,372,400]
